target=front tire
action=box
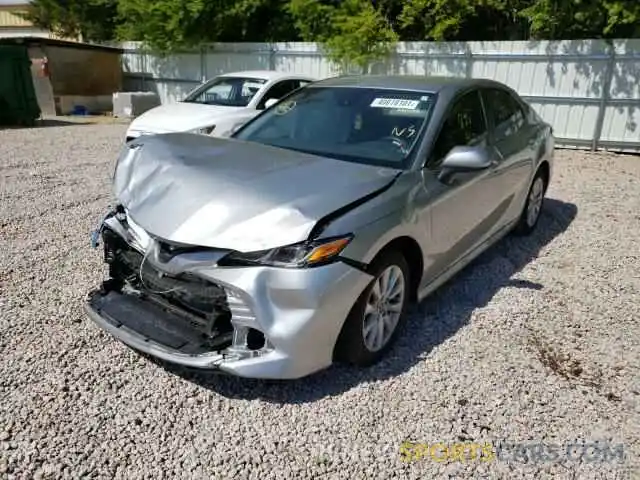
[334,251,410,367]
[514,169,548,235]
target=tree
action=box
[115,0,205,52]
[21,0,640,52]
[398,0,530,41]
[289,0,398,73]
[521,0,640,39]
[21,0,118,42]
[116,0,299,52]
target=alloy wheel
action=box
[526,177,545,227]
[362,265,406,352]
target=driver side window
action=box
[429,90,488,168]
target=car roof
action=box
[310,75,509,94]
[217,70,316,82]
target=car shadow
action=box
[152,197,578,403]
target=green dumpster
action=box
[0,45,40,127]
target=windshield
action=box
[183,76,268,107]
[233,86,435,168]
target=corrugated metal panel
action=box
[596,39,640,151]
[121,40,640,152]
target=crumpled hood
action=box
[128,102,244,134]
[114,133,399,252]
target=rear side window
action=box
[429,90,487,167]
[483,88,526,140]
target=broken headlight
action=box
[216,235,353,268]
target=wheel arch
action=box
[367,235,424,303]
[536,160,550,192]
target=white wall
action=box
[120,40,640,151]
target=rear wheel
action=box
[514,169,547,235]
[334,251,410,366]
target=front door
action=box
[418,89,506,286]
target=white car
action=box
[125,71,316,141]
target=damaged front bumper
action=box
[85,210,373,379]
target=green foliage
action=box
[521,0,640,39]
[399,0,530,41]
[287,0,338,41]
[398,0,640,41]
[325,0,398,73]
[21,0,118,42]
[115,0,204,52]
[399,0,476,40]
[117,0,299,52]
[289,0,398,73]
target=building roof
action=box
[0,35,122,52]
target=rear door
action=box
[481,87,538,220]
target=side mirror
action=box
[437,146,493,183]
[264,98,279,109]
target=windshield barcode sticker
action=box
[370,98,420,110]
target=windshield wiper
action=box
[264,144,331,159]
[257,141,402,168]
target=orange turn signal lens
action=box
[306,237,352,264]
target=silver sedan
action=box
[85,75,554,379]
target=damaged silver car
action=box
[85,76,554,379]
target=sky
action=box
[0,0,31,5]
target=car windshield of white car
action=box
[233,87,435,168]
[183,77,268,107]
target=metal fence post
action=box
[200,45,207,83]
[591,43,616,151]
[269,44,276,71]
[141,46,147,92]
[465,48,474,78]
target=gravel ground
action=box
[0,122,638,479]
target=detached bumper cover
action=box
[86,260,372,379]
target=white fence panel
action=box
[271,43,337,78]
[119,40,640,151]
[598,40,640,151]
[203,43,273,77]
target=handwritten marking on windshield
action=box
[392,125,417,138]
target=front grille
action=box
[102,227,232,339]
